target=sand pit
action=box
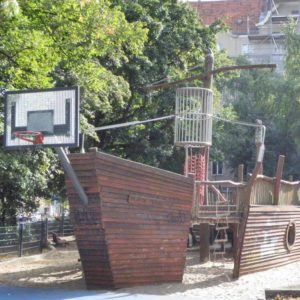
[1,239,300,299]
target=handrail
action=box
[252,174,300,186]
[280,180,300,186]
[209,185,227,202]
[195,180,247,187]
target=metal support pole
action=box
[55,147,88,205]
[40,219,45,252]
[18,222,23,257]
[80,133,85,154]
[45,216,48,244]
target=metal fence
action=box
[0,218,73,258]
[47,217,74,238]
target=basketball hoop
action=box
[14,131,44,145]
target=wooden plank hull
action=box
[66,150,194,289]
[236,205,300,276]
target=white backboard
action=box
[4,87,79,149]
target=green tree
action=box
[0,0,227,222]
[0,0,147,223]
[92,0,227,172]
[219,43,300,179]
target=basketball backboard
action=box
[4,87,79,149]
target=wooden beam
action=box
[233,161,262,278]
[274,155,285,205]
[199,52,214,264]
[146,64,276,91]
[199,223,210,263]
[196,180,246,187]
[209,185,227,202]
[238,164,244,182]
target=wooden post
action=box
[232,224,239,261]
[199,223,210,263]
[274,155,285,205]
[199,50,214,263]
[203,49,214,89]
[255,120,263,175]
[238,164,244,182]
[184,146,189,177]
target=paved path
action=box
[0,285,205,300]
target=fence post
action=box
[40,220,45,252]
[40,217,48,252]
[18,223,23,257]
[61,210,65,236]
[59,207,65,236]
[45,217,48,242]
[274,155,285,205]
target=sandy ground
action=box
[0,238,300,300]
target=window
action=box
[285,221,296,251]
[212,161,223,175]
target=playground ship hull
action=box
[65,148,194,289]
[235,205,300,277]
[233,160,300,278]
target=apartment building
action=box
[189,0,300,73]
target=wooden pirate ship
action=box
[64,54,300,288]
[66,148,300,288]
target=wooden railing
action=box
[192,181,247,221]
[250,175,300,205]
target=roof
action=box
[189,0,269,35]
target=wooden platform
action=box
[193,205,243,224]
[65,149,194,289]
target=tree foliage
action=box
[94,0,227,171]
[219,22,300,179]
[0,0,224,222]
[0,0,147,223]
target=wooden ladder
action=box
[212,194,230,262]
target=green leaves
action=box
[219,49,300,179]
[0,0,148,222]
[0,0,224,222]
[95,0,221,170]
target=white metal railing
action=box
[175,87,213,147]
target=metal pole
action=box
[55,147,88,205]
[40,219,45,252]
[18,222,23,257]
[80,133,85,153]
[45,216,48,244]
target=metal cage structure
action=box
[174,87,213,147]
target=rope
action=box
[212,114,263,128]
[90,113,266,145]
[92,115,175,132]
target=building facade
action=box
[189,0,300,73]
